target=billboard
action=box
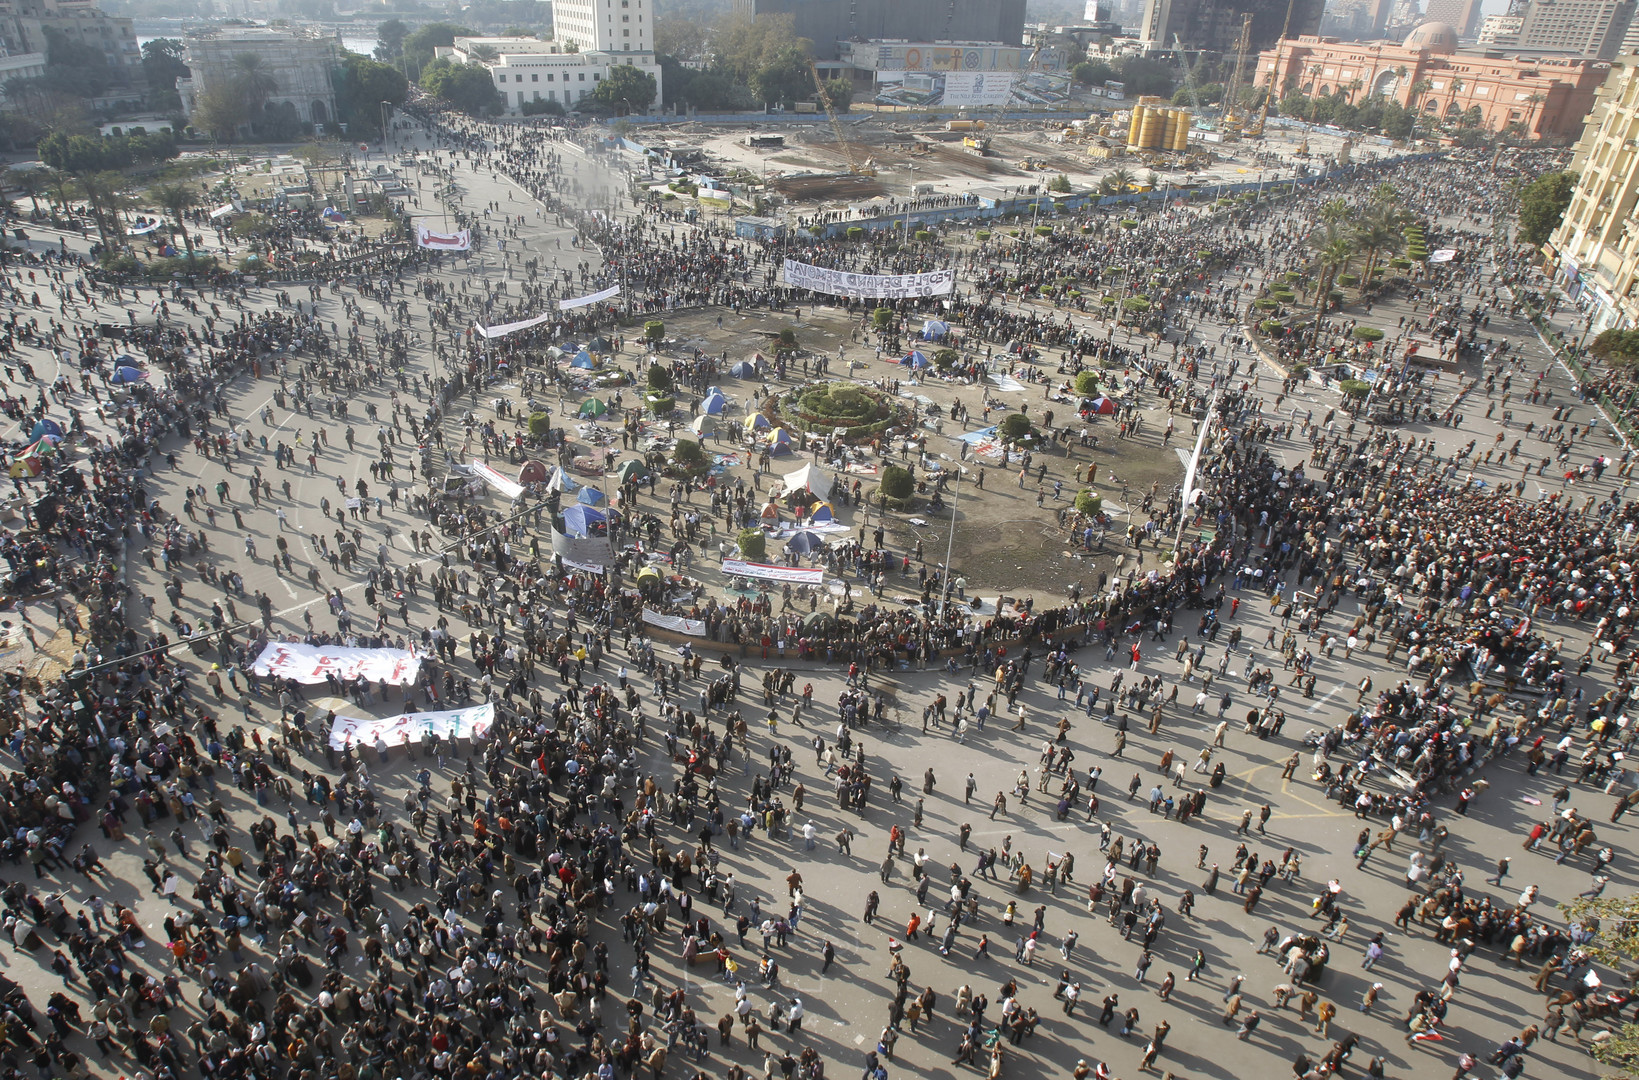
[941,71,1017,107]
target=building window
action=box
[623,28,630,35]
[593,72,600,80]
[623,14,629,20]
[532,73,539,81]
[579,72,586,80]
[534,90,541,100]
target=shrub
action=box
[999,413,1033,442]
[778,327,798,348]
[976,230,992,241]
[1389,258,1412,269]
[644,320,664,342]
[1337,274,1359,287]
[646,394,676,416]
[528,412,552,440]
[1034,225,1053,237]
[1270,289,1297,303]
[878,464,914,509]
[847,227,864,240]
[1259,320,1285,335]
[1122,297,1151,314]
[934,348,959,370]
[872,308,896,332]
[1339,379,1371,398]
[1254,297,1280,311]
[915,230,931,242]
[736,528,767,561]
[1074,490,1103,517]
[646,363,673,392]
[1074,371,1101,397]
[1120,219,1139,229]
[672,439,706,474]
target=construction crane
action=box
[1221,13,1255,138]
[809,60,876,176]
[1248,0,1300,137]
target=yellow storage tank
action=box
[1161,109,1179,150]
[1127,106,1145,145]
[1140,108,1162,149]
[1173,109,1191,151]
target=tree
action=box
[194,84,249,140]
[335,54,410,135]
[1309,225,1355,328]
[871,307,896,333]
[231,53,279,111]
[375,18,409,61]
[1517,171,1576,247]
[141,38,188,110]
[404,23,476,70]
[152,184,199,255]
[593,64,658,113]
[1407,77,1433,114]
[3,168,43,215]
[736,528,767,560]
[1049,173,1071,193]
[878,465,914,508]
[1352,203,1407,288]
[420,58,501,116]
[999,413,1033,442]
[1073,371,1101,396]
[1072,60,1114,86]
[1099,166,1135,196]
[1074,490,1103,516]
[74,171,130,249]
[712,13,807,86]
[1589,328,1639,368]
[822,77,853,113]
[655,17,709,62]
[752,44,813,109]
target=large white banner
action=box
[475,312,553,340]
[783,260,955,299]
[941,72,1015,108]
[559,285,621,311]
[252,642,422,685]
[416,226,472,251]
[641,609,708,637]
[721,559,826,584]
[328,704,495,750]
[471,460,525,500]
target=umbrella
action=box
[576,486,606,505]
[615,460,648,483]
[578,398,608,418]
[701,392,728,415]
[110,366,147,385]
[785,530,824,554]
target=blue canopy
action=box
[30,419,62,440]
[110,366,147,384]
[576,486,606,505]
[903,350,930,368]
[561,504,607,537]
[570,351,595,369]
[922,319,951,340]
[785,530,824,554]
[701,392,727,415]
[730,360,756,378]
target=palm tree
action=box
[1309,224,1355,337]
[1446,76,1464,123]
[3,168,44,215]
[1100,166,1135,196]
[74,171,130,249]
[153,183,200,256]
[231,52,279,112]
[1352,204,1408,288]
[1320,198,1350,227]
[468,44,499,62]
[1345,77,1363,104]
[1407,77,1433,113]
[39,168,72,214]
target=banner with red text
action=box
[416,226,471,251]
[251,641,421,685]
[721,559,825,584]
[328,704,494,750]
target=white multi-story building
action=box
[0,50,45,109]
[553,0,652,53]
[441,35,662,114]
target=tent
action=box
[758,501,781,519]
[802,610,838,631]
[903,350,930,369]
[615,459,648,483]
[701,392,728,415]
[922,319,951,341]
[110,366,147,385]
[587,335,611,353]
[730,360,757,378]
[7,457,40,479]
[690,415,716,435]
[576,486,606,505]
[785,530,825,554]
[578,398,608,418]
[808,501,836,524]
[546,467,582,494]
[768,428,793,455]
[782,462,833,495]
[560,504,607,537]
[547,346,565,359]
[519,460,550,486]
[29,420,62,441]
[1083,395,1117,415]
[21,438,59,459]
[570,351,596,369]
[743,413,771,431]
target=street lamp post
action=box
[938,464,964,621]
[380,100,392,147]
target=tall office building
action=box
[1420,0,1483,35]
[0,0,138,69]
[732,0,1026,61]
[1516,0,1635,58]
[1139,0,1323,53]
[552,0,651,54]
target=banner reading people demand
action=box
[327,704,495,750]
[252,641,421,685]
[782,260,955,300]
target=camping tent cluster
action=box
[743,413,795,455]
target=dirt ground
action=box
[647,302,1184,602]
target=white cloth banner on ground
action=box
[721,559,826,584]
[641,609,708,636]
[1428,249,1457,263]
[328,704,495,750]
[209,204,236,220]
[559,285,621,311]
[128,221,166,236]
[251,642,421,685]
[557,556,606,574]
[470,461,525,500]
[416,226,471,251]
[783,259,955,300]
[475,312,553,340]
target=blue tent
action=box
[903,350,930,369]
[110,366,147,385]
[785,530,824,554]
[561,504,607,537]
[701,392,728,415]
[576,486,606,505]
[730,360,757,378]
[30,419,62,441]
[768,428,793,455]
[922,319,951,340]
[571,351,596,369]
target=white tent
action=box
[782,462,833,495]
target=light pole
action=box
[938,463,964,621]
[380,101,392,148]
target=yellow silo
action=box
[1172,108,1191,151]
[1127,106,1146,145]
[1140,107,1163,148]
[1161,109,1179,150]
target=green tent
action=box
[578,398,608,418]
[616,459,649,483]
